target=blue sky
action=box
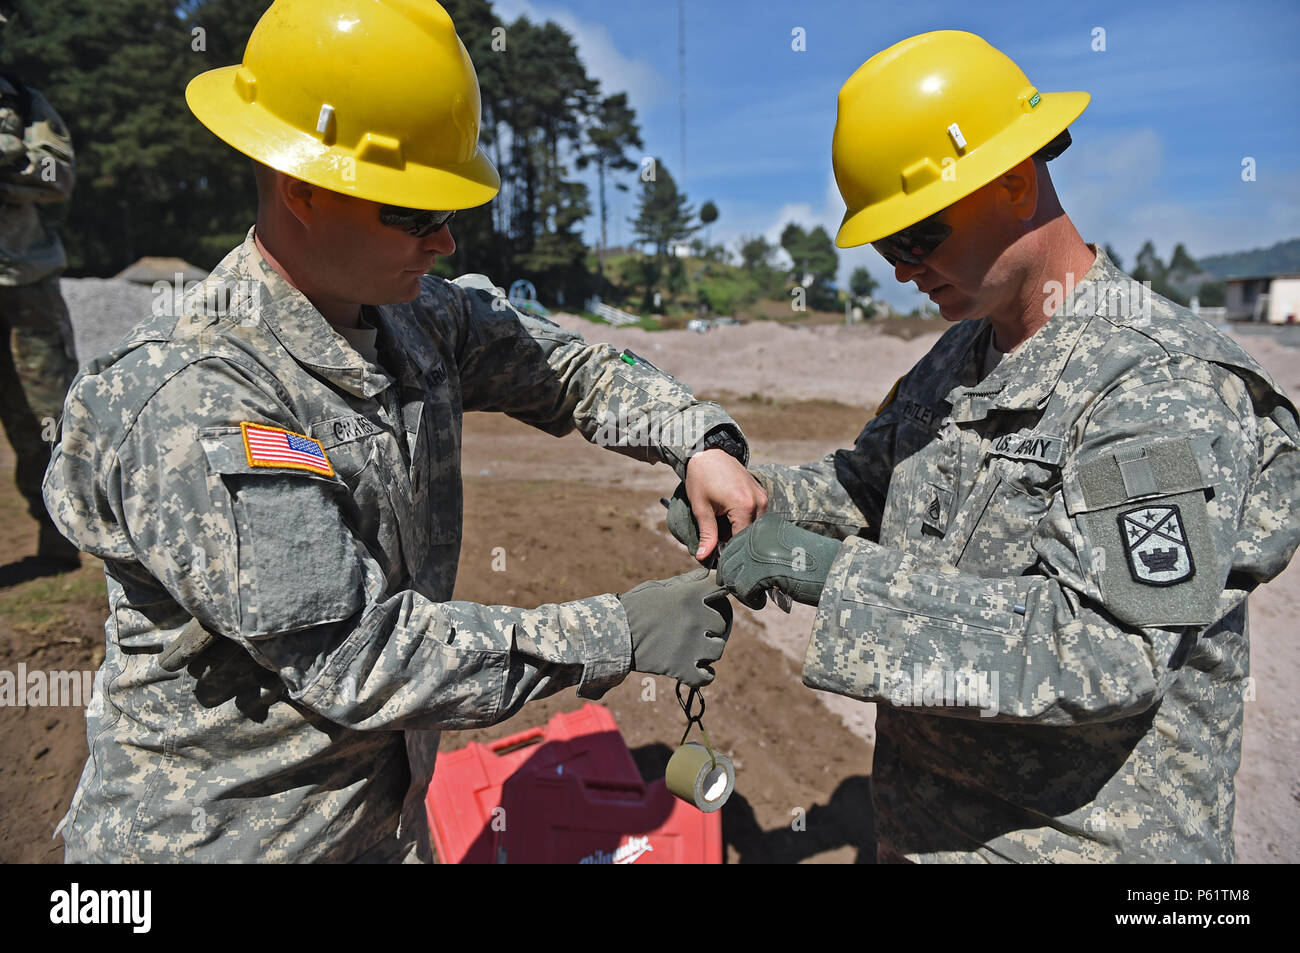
[491,0,1300,312]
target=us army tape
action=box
[666,742,735,812]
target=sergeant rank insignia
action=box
[1118,504,1194,586]
[241,422,335,477]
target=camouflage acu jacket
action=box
[43,228,741,862]
[754,247,1300,862]
[0,74,74,285]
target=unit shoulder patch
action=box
[1118,504,1195,586]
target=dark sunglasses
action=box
[378,205,457,238]
[871,211,953,267]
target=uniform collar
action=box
[948,244,1111,420]
[206,228,397,399]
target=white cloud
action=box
[492,0,666,111]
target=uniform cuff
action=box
[802,536,909,700]
[565,593,633,699]
[671,414,750,479]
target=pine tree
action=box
[629,161,697,257]
[780,223,839,310]
[849,266,877,300]
[576,91,642,279]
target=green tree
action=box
[1103,242,1124,269]
[438,0,508,278]
[739,235,773,270]
[780,223,838,310]
[576,90,642,280]
[849,266,878,300]
[6,0,634,306]
[737,234,781,298]
[618,253,661,312]
[4,0,273,274]
[1196,281,1226,307]
[441,3,629,303]
[629,160,696,257]
[1131,240,1198,305]
[1169,242,1198,276]
[1132,240,1166,285]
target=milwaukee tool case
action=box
[426,703,721,864]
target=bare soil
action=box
[3,307,1295,863]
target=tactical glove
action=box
[663,482,731,567]
[620,568,733,687]
[716,514,843,609]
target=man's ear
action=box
[999,156,1040,223]
[279,175,317,229]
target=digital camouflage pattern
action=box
[753,247,1300,862]
[43,228,743,862]
[1,74,78,539]
[1,273,77,518]
[0,74,75,285]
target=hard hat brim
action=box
[835,90,1089,248]
[186,66,501,211]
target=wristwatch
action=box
[691,425,749,467]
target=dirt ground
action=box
[2,304,1296,863]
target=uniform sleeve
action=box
[750,398,900,540]
[750,454,873,541]
[0,88,74,203]
[103,358,632,732]
[449,276,745,479]
[802,366,1271,726]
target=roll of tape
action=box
[666,742,735,812]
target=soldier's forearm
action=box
[803,536,1189,725]
[247,590,632,732]
[751,458,873,540]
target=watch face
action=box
[700,429,745,462]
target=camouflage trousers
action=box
[0,273,77,519]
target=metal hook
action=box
[675,680,716,768]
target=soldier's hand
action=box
[620,568,734,687]
[683,450,768,563]
[717,514,843,609]
[0,107,26,169]
[664,481,721,567]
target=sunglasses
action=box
[378,205,457,238]
[872,211,953,267]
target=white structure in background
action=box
[1224,273,1300,324]
[585,297,640,327]
[1188,296,1227,324]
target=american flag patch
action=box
[240,422,334,476]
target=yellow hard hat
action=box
[185,0,500,210]
[833,30,1089,248]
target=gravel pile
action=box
[58,277,159,366]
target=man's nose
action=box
[892,258,925,283]
[425,225,456,256]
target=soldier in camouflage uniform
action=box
[0,30,81,567]
[40,0,763,862]
[703,32,1300,862]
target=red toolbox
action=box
[427,703,722,864]
[498,772,723,864]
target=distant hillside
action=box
[1198,238,1300,279]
